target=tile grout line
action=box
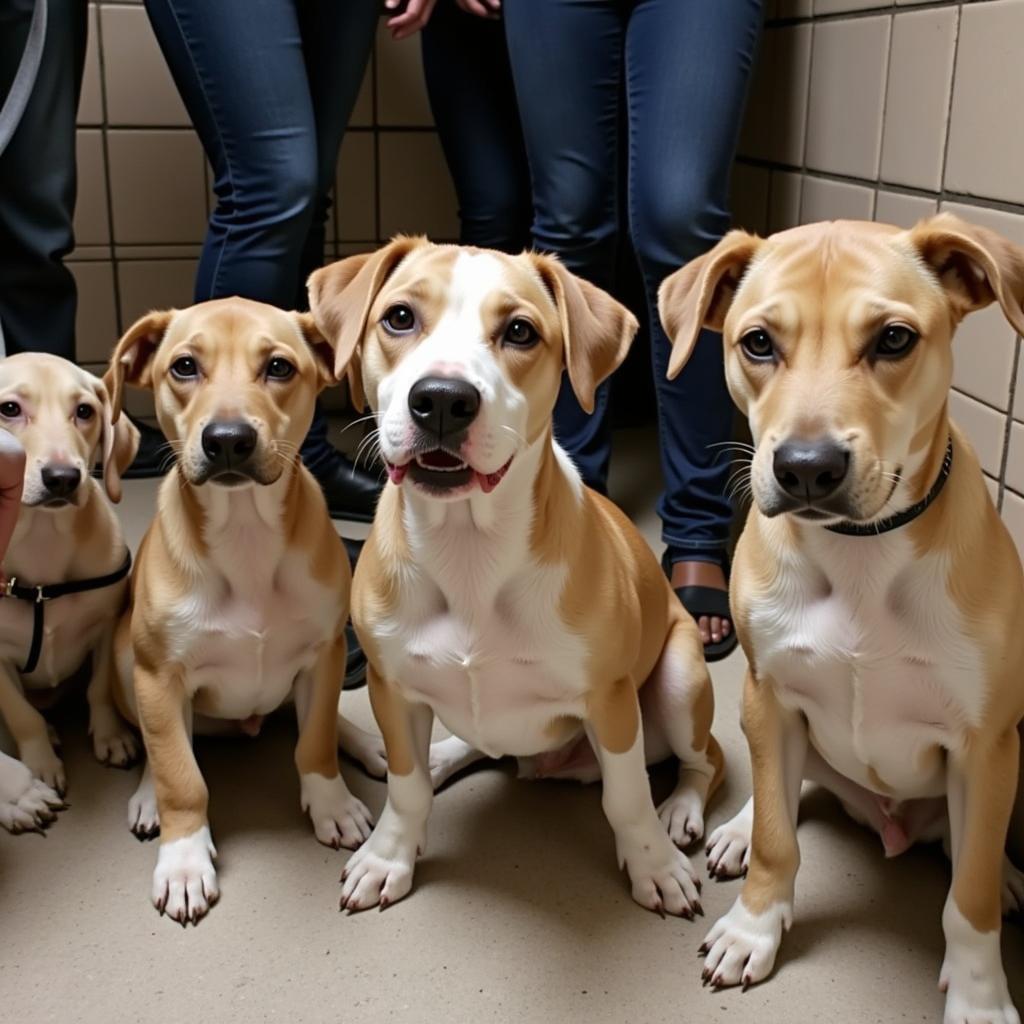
[998,339,1022,511]
[871,9,897,220]
[936,3,963,206]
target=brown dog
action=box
[660,214,1024,1022]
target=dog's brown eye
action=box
[382,304,415,334]
[76,404,94,421]
[874,324,919,360]
[171,356,199,379]
[0,401,21,419]
[266,357,295,380]
[740,329,774,362]
[503,318,539,348]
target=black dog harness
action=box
[826,438,954,538]
[2,551,132,674]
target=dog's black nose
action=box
[41,464,81,498]
[408,376,481,440]
[201,420,258,469]
[773,440,849,501]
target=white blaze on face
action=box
[376,251,528,484]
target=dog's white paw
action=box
[0,752,65,833]
[337,717,388,779]
[339,807,422,912]
[617,826,702,918]
[706,800,753,880]
[658,785,706,847]
[701,897,790,990]
[20,737,66,797]
[128,770,160,840]
[91,711,140,768]
[300,772,373,850]
[152,827,219,925]
[941,900,1020,1024]
[1002,858,1024,918]
[429,735,485,790]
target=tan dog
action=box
[307,238,722,916]
[105,298,382,925]
[0,354,139,831]
[659,214,1024,1022]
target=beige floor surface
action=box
[1,428,1021,1024]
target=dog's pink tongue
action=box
[476,458,512,494]
[239,714,264,738]
[387,462,409,485]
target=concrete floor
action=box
[1,428,1021,1024]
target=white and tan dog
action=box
[105,298,382,925]
[0,354,139,831]
[659,214,1024,1021]
[307,237,723,917]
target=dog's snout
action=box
[408,376,481,439]
[40,464,81,498]
[201,420,258,469]
[773,440,849,502]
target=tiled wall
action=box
[71,1,458,411]
[729,0,1024,554]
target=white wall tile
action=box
[874,190,936,228]
[800,176,875,223]
[949,389,1007,477]
[880,7,957,190]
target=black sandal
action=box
[672,584,737,663]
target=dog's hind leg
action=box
[88,623,140,768]
[643,610,724,848]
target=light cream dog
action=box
[659,214,1024,1022]
[0,353,139,831]
[307,237,722,916]
[105,298,382,925]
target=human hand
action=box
[383,0,439,40]
[457,0,501,17]
[0,429,25,571]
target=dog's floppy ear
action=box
[104,310,175,423]
[306,236,426,411]
[659,231,762,380]
[90,376,140,504]
[907,213,1024,335]
[529,254,638,414]
[294,312,335,392]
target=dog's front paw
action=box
[701,896,790,990]
[337,717,388,779]
[90,708,140,768]
[941,962,1019,1024]
[128,774,160,840]
[618,828,702,918]
[300,772,373,850]
[339,808,422,912]
[706,800,753,880]
[152,827,219,925]
[0,752,65,833]
[20,737,66,797]
[658,786,706,848]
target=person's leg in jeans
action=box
[626,0,761,651]
[0,0,87,359]
[503,1,623,493]
[421,1,532,253]
[293,0,378,481]
[143,0,380,513]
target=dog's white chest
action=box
[376,518,588,758]
[752,536,984,799]
[167,515,337,720]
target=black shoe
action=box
[124,419,171,479]
[342,537,367,690]
[312,451,384,523]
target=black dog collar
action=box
[3,550,132,674]
[825,438,953,538]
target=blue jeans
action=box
[144,0,378,468]
[504,0,762,567]
[421,1,532,253]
